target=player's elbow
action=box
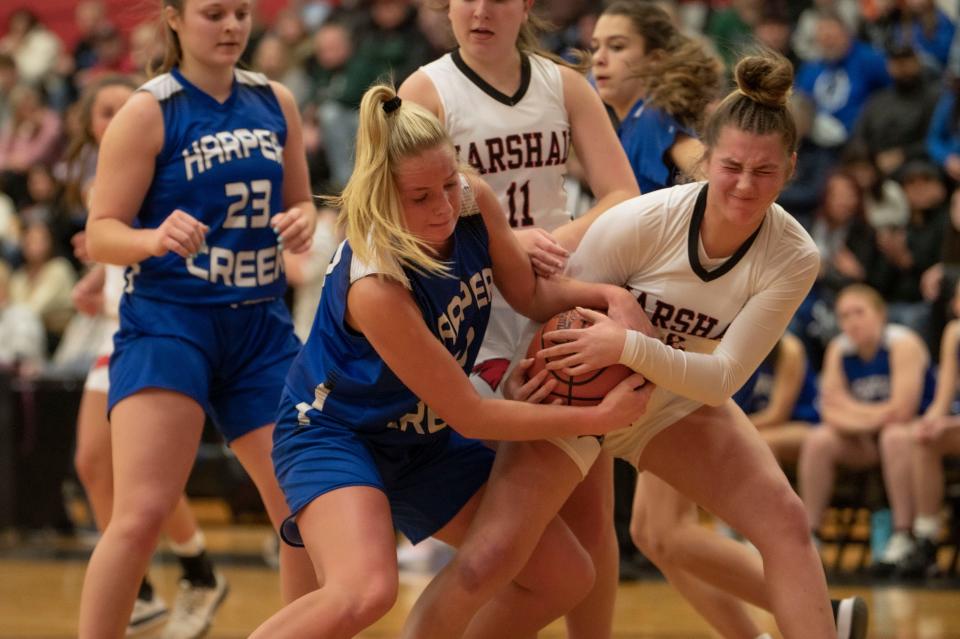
[85,230,107,264]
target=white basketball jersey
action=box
[566,182,820,462]
[421,51,571,232]
[422,51,573,368]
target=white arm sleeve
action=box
[565,196,664,286]
[619,248,820,406]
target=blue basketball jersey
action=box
[618,98,695,194]
[733,353,820,423]
[840,324,936,409]
[283,188,493,445]
[129,67,287,305]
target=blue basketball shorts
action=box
[273,392,495,546]
[108,294,300,442]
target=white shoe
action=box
[127,594,168,636]
[397,537,453,574]
[160,572,229,639]
[880,531,915,564]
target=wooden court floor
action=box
[2,522,960,639]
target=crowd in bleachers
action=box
[2,0,960,582]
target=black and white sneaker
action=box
[896,537,939,580]
[832,596,869,639]
[127,592,169,636]
[160,570,229,639]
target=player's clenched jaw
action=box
[703,126,795,229]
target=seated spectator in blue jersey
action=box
[733,331,820,467]
[251,84,653,639]
[878,276,960,580]
[798,284,935,573]
[590,0,722,193]
[892,0,956,73]
[795,10,891,150]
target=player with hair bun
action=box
[405,51,867,639]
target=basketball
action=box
[525,309,633,406]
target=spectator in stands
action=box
[704,0,761,71]
[0,9,62,87]
[893,0,955,73]
[777,93,837,227]
[355,0,434,85]
[79,26,135,87]
[883,277,960,579]
[8,220,75,341]
[283,208,339,341]
[851,44,941,179]
[0,53,16,132]
[416,2,456,57]
[127,21,164,75]
[811,170,891,301]
[840,144,909,230]
[0,260,45,371]
[793,0,860,63]
[753,5,800,71]
[297,0,335,32]
[795,10,891,150]
[918,185,960,357]
[792,169,891,366]
[858,0,902,53]
[303,19,375,188]
[0,190,16,264]
[253,33,311,107]
[71,1,109,75]
[926,76,960,184]
[18,164,71,251]
[733,332,820,466]
[270,8,314,69]
[798,284,935,573]
[879,158,947,339]
[0,83,63,207]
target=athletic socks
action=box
[170,531,217,588]
[913,514,940,542]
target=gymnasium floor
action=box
[2,509,959,639]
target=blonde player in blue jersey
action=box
[248,84,653,639]
[77,2,318,637]
[400,2,640,634]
